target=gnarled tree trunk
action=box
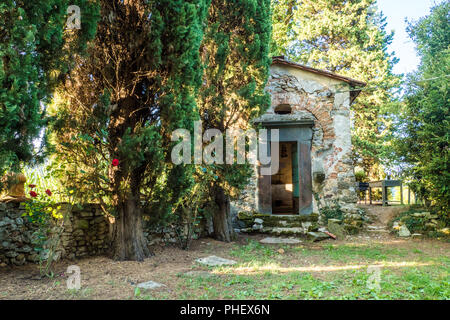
[111,195,150,261]
[212,186,235,242]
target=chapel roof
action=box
[271,56,366,103]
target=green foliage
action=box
[23,166,68,203]
[319,201,344,223]
[49,1,210,258]
[21,186,70,277]
[172,168,216,249]
[199,0,272,130]
[271,0,401,179]
[174,241,449,300]
[391,213,426,234]
[50,0,209,208]
[0,0,99,173]
[146,166,232,249]
[354,170,368,182]
[197,0,271,238]
[392,2,450,212]
[314,193,345,223]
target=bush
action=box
[22,184,77,277]
[317,199,344,223]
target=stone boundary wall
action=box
[0,202,196,266]
[0,202,39,265]
[61,203,110,260]
[0,202,111,266]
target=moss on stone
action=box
[237,211,319,228]
[75,219,89,230]
[344,225,360,235]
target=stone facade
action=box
[232,57,365,230]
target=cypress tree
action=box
[0,0,98,176]
[50,0,209,260]
[198,0,272,241]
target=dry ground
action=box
[0,206,448,300]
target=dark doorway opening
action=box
[271,141,299,214]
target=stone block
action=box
[196,256,237,267]
[328,220,346,239]
[307,231,330,242]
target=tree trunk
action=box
[212,186,235,242]
[112,196,150,261]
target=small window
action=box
[274,104,292,115]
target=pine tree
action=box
[198,0,272,241]
[271,0,400,179]
[50,0,209,260]
[0,0,98,176]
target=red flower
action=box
[29,191,37,198]
[45,189,52,196]
[28,184,36,189]
[112,159,119,166]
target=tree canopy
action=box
[392,2,449,212]
[197,0,272,241]
[0,0,98,176]
[50,0,210,260]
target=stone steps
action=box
[237,212,319,229]
[238,226,308,237]
[366,225,390,233]
[366,225,389,233]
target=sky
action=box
[376,0,446,75]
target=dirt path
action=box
[352,204,410,240]
[360,204,409,226]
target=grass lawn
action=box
[1,233,448,300]
[172,239,449,300]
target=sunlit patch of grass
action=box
[166,238,450,300]
[176,260,448,300]
[332,265,450,300]
[215,261,435,276]
[318,244,409,262]
[229,239,278,263]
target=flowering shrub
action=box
[22,185,67,277]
